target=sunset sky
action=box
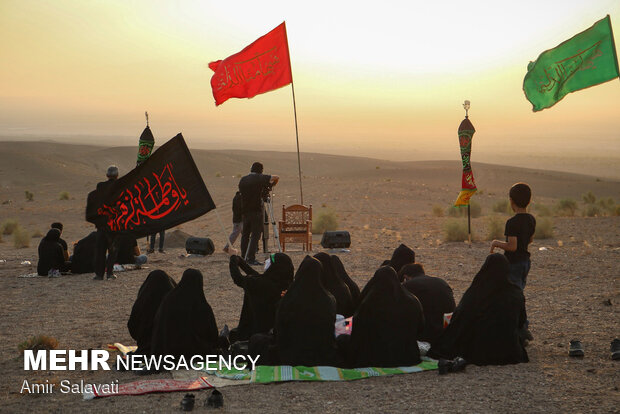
[1,0,619,166]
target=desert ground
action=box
[0,140,618,413]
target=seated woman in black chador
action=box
[313,252,354,317]
[382,244,415,280]
[228,253,294,342]
[127,270,177,355]
[430,254,529,366]
[330,255,360,309]
[70,231,96,274]
[150,269,219,359]
[400,263,456,344]
[276,256,340,367]
[344,266,424,368]
[37,228,70,275]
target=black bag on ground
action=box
[320,231,351,248]
[185,237,215,255]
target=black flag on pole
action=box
[86,133,215,238]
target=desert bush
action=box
[486,216,505,240]
[597,197,615,215]
[13,226,30,248]
[236,173,242,178]
[312,209,338,234]
[31,229,43,238]
[446,206,463,217]
[445,202,481,218]
[24,190,34,202]
[59,191,70,200]
[534,218,554,239]
[469,201,482,218]
[555,199,578,216]
[492,199,511,214]
[443,219,469,242]
[582,191,596,204]
[215,172,222,178]
[533,203,552,217]
[1,219,19,235]
[432,205,444,217]
[18,335,59,352]
[583,204,601,217]
[614,205,620,216]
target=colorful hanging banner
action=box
[136,125,155,166]
[454,117,477,206]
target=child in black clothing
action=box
[490,182,536,338]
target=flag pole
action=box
[467,204,472,247]
[283,21,304,205]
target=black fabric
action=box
[127,270,177,355]
[71,231,97,274]
[504,213,536,263]
[151,269,219,359]
[116,235,138,264]
[232,191,243,223]
[403,274,456,343]
[229,254,294,340]
[58,238,68,253]
[387,244,416,278]
[313,252,355,317]
[240,211,263,261]
[86,179,116,228]
[37,229,68,275]
[94,229,118,278]
[87,134,215,239]
[430,254,529,366]
[238,172,271,214]
[346,266,423,368]
[330,255,360,309]
[276,256,339,367]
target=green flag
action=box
[523,15,619,112]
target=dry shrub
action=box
[534,218,554,239]
[1,219,19,235]
[13,226,30,248]
[25,190,34,201]
[492,199,511,214]
[59,191,70,200]
[443,219,469,242]
[312,208,338,234]
[533,203,552,217]
[215,172,222,178]
[432,205,444,217]
[555,199,578,216]
[615,205,620,216]
[486,216,505,240]
[31,229,43,238]
[583,204,601,217]
[597,197,615,215]
[18,335,59,352]
[582,191,596,204]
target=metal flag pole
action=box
[283,21,304,205]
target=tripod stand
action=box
[262,191,282,254]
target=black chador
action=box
[151,269,219,359]
[313,252,355,317]
[430,254,529,366]
[127,270,177,355]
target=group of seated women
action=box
[126,244,529,370]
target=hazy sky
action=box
[1,0,619,163]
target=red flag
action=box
[209,22,292,106]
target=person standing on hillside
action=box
[238,162,279,265]
[92,165,120,280]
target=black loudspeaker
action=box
[320,231,351,248]
[185,237,215,255]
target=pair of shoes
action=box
[247,259,263,266]
[569,340,584,357]
[206,389,224,408]
[93,275,104,280]
[106,274,117,280]
[146,248,154,254]
[48,269,61,278]
[180,393,195,411]
[438,357,467,375]
[611,339,620,360]
[158,249,165,254]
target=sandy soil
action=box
[0,142,618,413]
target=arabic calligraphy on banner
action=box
[98,164,189,232]
[212,47,282,93]
[537,41,603,93]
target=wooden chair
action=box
[278,204,312,252]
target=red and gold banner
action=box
[209,22,292,106]
[454,117,477,206]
